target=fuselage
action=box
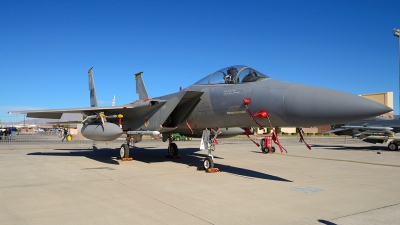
[117,65,391,137]
[174,65,391,134]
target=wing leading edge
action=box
[8,100,167,121]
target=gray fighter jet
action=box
[326,116,400,150]
[8,65,392,169]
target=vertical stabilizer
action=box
[135,71,149,100]
[88,67,98,107]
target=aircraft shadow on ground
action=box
[126,147,291,181]
[317,219,337,225]
[27,146,291,182]
[310,144,392,151]
[28,146,121,165]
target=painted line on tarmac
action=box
[331,202,400,221]
[311,146,344,149]
[273,154,400,168]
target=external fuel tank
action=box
[81,123,123,141]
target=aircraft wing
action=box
[8,99,167,120]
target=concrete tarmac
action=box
[1,138,400,224]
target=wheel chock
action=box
[121,157,133,161]
[197,166,205,171]
[207,168,220,173]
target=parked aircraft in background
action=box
[326,116,400,150]
[8,65,392,169]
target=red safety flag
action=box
[271,128,285,153]
[214,138,219,145]
[245,128,260,147]
[298,128,312,150]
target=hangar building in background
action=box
[316,91,394,134]
[360,92,393,118]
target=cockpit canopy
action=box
[194,65,269,85]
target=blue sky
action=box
[1,0,399,123]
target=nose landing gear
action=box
[200,128,221,172]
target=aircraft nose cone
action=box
[284,84,392,127]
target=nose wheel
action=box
[203,156,214,170]
[200,128,221,171]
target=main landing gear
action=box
[162,130,220,171]
[168,142,178,157]
[167,134,179,157]
[119,134,135,159]
[120,143,130,158]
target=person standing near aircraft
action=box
[3,128,11,141]
[61,128,68,142]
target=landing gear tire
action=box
[271,147,276,153]
[168,143,178,156]
[260,138,266,153]
[120,144,130,158]
[388,142,398,151]
[264,147,270,153]
[203,156,214,170]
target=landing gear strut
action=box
[201,128,221,170]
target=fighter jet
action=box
[326,116,400,151]
[8,65,392,169]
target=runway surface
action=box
[1,136,399,224]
